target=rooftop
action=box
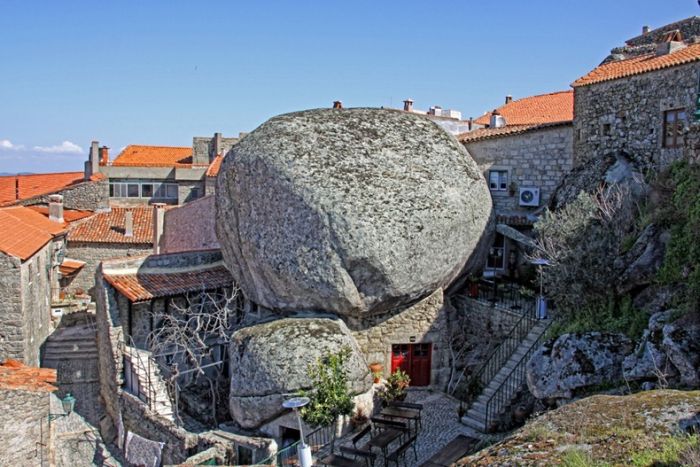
[111,145,196,168]
[0,359,57,392]
[0,172,103,206]
[28,205,93,223]
[572,42,700,87]
[473,91,573,127]
[458,121,571,143]
[0,206,66,260]
[206,154,224,177]
[67,206,154,244]
[104,263,232,302]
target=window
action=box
[109,181,179,200]
[488,170,508,192]
[127,183,139,197]
[486,233,506,270]
[141,183,153,198]
[663,109,687,148]
[166,184,178,199]
[27,260,33,285]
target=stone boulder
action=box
[216,108,493,316]
[228,317,372,429]
[526,332,634,400]
[662,318,700,387]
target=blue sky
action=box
[0,0,697,173]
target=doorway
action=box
[390,343,432,387]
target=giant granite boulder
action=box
[216,108,493,316]
[662,318,700,387]
[526,332,634,401]
[229,317,372,429]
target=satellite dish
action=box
[282,397,310,409]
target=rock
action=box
[526,332,634,400]
[216,108,493,316]
[662,319,700,387]
[616,225,670,294]
[228,317,372,429]
[641,382,656,391]
[623,311,678,383]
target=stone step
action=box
[461,415,486,432]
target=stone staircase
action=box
[43,323,98,362]
[123,345,175,422]
[461,318,550,432]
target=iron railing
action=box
[482,319,552,432]
[474,279,536,315]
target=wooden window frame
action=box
[663,108,687,149]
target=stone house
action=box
[571,17,700,170]
[0,203,67,365]
[0,170,108,211]
[64,205,159,296]
[459,91,574,274]
[88,132,238,206]
[160,194,220,254]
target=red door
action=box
[390,343,432,387]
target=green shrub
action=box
[299,347,355,427]
[377,369,410,404]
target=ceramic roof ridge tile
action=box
[473,90,573,126]
[572,42,700,87]
[67,206,154,244]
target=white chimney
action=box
[642,25,650,35]
[489,110,506,128]
[403,99,414,112]
[152,203,166,254]
[48,194,64,223]
[505,95,513,105]
[124,210,133,237]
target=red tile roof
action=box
[458,121,571,143]
[0,206,66,260]
[104,265,233,302]
[206,155,223,177]
[28,205,94,223]
[59,258,86,276]
[68,207,154,244]
[473,91,573,127]
[111,145,195,168]
[0,172,102,206]
[0,360,57,392]
[572,43,700,87]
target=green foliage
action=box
[377,369,410,403]
[299,347,355,428]
[630,434,700,466]
[657,160,700,313]
[546,295,648,340]
[561,449,606,467]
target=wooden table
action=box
[419,434,479,467]
[380,406,421,430]
[368,428,403,467]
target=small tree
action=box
[299,347,355,428]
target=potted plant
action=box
[377,369,410,405]
[368,362,383,383]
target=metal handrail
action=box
[122,336,158,413]
[483,319,552,432]
[252,424,334,466]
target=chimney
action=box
[332,101,343,109]
[489,110,506,128]
[48,194,64,223]
[85,141,100,180]
[152,203,166,254]
[99,146,109,166]
[468,117,474,131]
[642,25,650,35]
[656,30,685,56]
[124,210,133,237]
[403,99,414,112]
[505,95,513,105]
[213,132,223,161]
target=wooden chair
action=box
[351,424,372,449]
[385,434,418,467]
[339,445,377,467]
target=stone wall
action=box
[350,289,451,388]
[22,241,55,366]
[464,125,573,213]
[64,242,151,297]
[574,62,700,170]
[0,253,24,362]
[22,178,109,211]
[161,195,220,254]
[624,17,700,47]
[0,388,50,466]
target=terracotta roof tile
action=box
[68,207,154,244]
[473,91,573,127]
[206,155,223,177]
[111,145,195,168]
[59,258,86,276]
[459,121,571,143]
[0,206,66,260]
[104,265,233,302]
[573,43,700,87]
[0,359,57,392]
[28,205,93,223]
[0,172,91,206]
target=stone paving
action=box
[403,389,481,466]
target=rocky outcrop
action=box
[623,311,676,383]
[615,224,670,295]
[662,318,700,387]
[228,317,372,429]
[526,332,633,400]
[216,108,493,317]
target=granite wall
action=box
[161,195,220,254]
[0,388,50,466]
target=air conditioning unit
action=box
[519,187,541,207]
